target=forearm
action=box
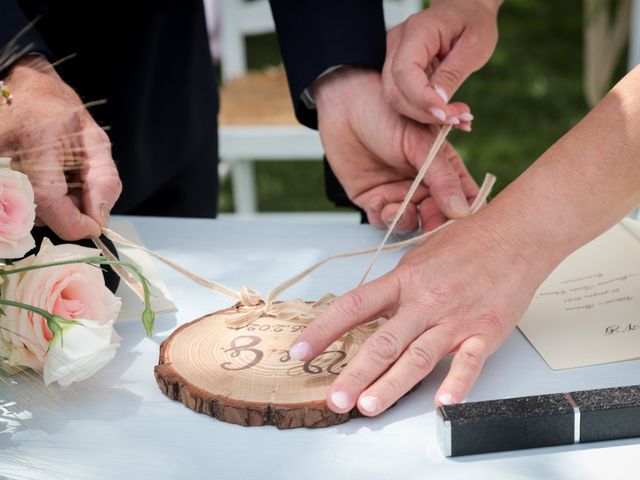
[479,66,640,275]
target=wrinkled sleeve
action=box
[0,0,52,75]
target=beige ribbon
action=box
[99,126,496,330]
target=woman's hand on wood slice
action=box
[288,214,553,415]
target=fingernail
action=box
[447,195,470,217]
[445,116,460,125]
[331,391,351,410]
[99,202,111,228]
[434,84,449,103]
[459,124,472,133]
[370,196,384,213]
[459,112,474,122]
[439,393,454,405]
[359,395,379,413]
[289,341,311,360]
[429,107,446,122]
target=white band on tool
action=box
[564,393,581,443]
[436,407,452,457]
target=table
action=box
[2,216,639,480]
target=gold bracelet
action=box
[0,81,13,105]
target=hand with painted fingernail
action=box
[288,212,551,416]
[381,0,501,128]
[313,67,479,233]
[0,55,122,240]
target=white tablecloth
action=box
[2,216,639,480]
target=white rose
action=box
[43,318,121,387]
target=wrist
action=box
[468,201,566,286]
[311,66,380,116]
[432,0,502,14]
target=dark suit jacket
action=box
[269,0,386,129]
[0,0,387,215]
[270,0,386,212]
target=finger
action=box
[26,150,101,240]
[429,43,484,104]
[449,101,474,131]
[357,183,429,231]
[79,122,122,229]
[326,305,435,413]
[434,335,492,406]
[37,194,101,240]
[382,83,449,125]
[355,324,455,416]
[418,197,448,232]
[288,273,400,361]
[364,195,386,229]
[391,28,460,122]
[448,154,480,201]
[423,152,470,219]
[380,202,419,234]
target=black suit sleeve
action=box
[0,0,52,75]
[269,0,386,129]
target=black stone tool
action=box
[437,385,640,456]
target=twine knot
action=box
[238,286,262,307]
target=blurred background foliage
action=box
[219,0,627,213]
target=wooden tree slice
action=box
[155,303,377,429]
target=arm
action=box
[288,66,640,415]
[269,1,478,229]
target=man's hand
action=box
[382,0,501,129]
[288,212,551,414]
[313,67,478,232]
[0,56,122,240]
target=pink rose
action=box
[0,239,122,371]
[0,168,36,259]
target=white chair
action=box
[217,0,422,214]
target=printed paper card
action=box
[518,218,640,369]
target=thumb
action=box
[428,42,482,102]
[79,123,122,229]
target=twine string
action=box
[98,126,496,330]
[358,125,452,285]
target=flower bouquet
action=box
[0,168,154,387]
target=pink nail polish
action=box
[459,123,472,133]
[289,341,311,360]
[445,116,460,125]
[359,395,379,413]
[429,107,446,122]
[434,84,449,103]
[331,391,350,410]
[459,112,474,122]
[439,393,454,405]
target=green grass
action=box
[219,0,626,212]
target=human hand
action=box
[313,67,478,232]
[288,212,553,414]
[0,55,122,240]
[382,0,501,129]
